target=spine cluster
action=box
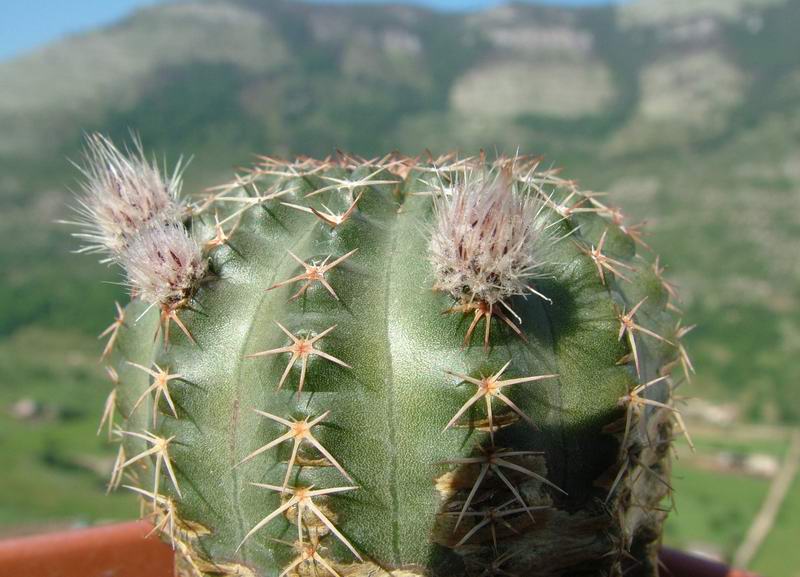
[429,164,558,350]
[71,134,206,333]
[430,166,550,309]
[122,222,206,307]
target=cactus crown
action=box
[73,136,692,577]
[429,166,551,307]
[121,222,206,307]
[71,134,186,259]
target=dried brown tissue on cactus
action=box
[67,133,694,577]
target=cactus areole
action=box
[73,137,694,577]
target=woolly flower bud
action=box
[71,133,185,258]
[430,169,549,305]
[121,222,206,306]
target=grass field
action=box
[664,432,789,562]
[751,472,800,577]
[664,467,769,560]
[0,327,136,529]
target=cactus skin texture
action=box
[79,144,692,577]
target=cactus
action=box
[72,136,694,577]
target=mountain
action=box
[1,0,800,422]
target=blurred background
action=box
[0,0,798,574]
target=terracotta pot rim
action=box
[0,520,761,577]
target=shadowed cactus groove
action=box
[69,136,694,577]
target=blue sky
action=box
[0,0,162,60]
[0,0,619,61]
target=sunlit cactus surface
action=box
[71,135,694,577]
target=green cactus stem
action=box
[73,140,693,577]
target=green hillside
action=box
[1,0,799,561]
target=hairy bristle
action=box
[430,168,550,305]
[67,133,206,308]
[71,133,185,259]
[121,222,206,306]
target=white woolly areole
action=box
[71,133,185,258]
[430,169,550,305]
[121,222,206,306]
